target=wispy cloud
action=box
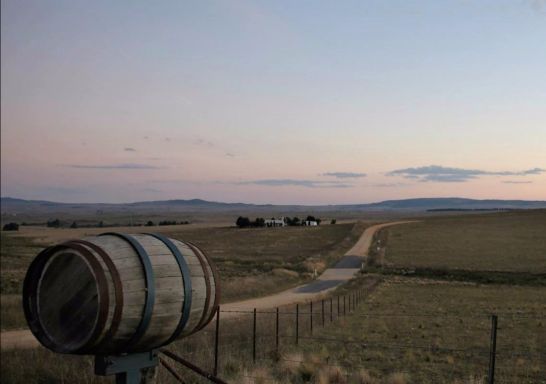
[139,187,164,192]
[237,179,353,188]
[323,172,367,179]
[63,163,164,170]
[225,152,236,158]
[387,165,545,183]
[502,180,533,184]
[124,147,136,152]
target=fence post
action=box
[296,304,299,345]
[252,308,257,363]
[310,301,313,335]
[321,299,325,327]
[276,307,279,354]
[343,296,346,316]
[337,296,340,317]
[214,306,220,376]
[330,297,333,322]
[488,314,498,384]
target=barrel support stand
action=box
[95,350,159,384]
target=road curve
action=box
[221,221,414,316]
[0,220,414,350]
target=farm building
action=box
[304,220,318,226]
[264,218,285,227]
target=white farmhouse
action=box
[304,220,318,226]
[264,217,285,227]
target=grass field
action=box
[260,278,546,384]
[0,222,363,330]
[381,210,546,273]
[1,211,545,383]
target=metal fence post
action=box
[275,307,279,354]
[310,301,313,335]
[214,306,220,376]
[343,295,346,316]
[321,299,325,327]
[330,297,333,322]
[296,304,299,345]
[252,308,257,363]
[488,314,498,384]
[337,296,340,317]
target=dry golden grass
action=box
[383,210,546,272]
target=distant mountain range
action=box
[2,196,545,216]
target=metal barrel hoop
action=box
[69,239,124,352]
[183,241,212,334]
[99,233,155,351]
[144,233,193,345]
[23,243,110,354]
[188,241,221,329]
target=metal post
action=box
[310,301,313,335]
[488,315,498,384]
[343,295,346,316]
[296,304,299,345]
[321,299,325,327]
[330,297,333,322]
[252,308,257,363]
[337,296,340,317]
[276,307,279,354]
[214,306,220,376]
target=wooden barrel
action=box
[23,233,220,355]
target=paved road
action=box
[0,220,414,350]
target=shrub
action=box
[2,222,19,231]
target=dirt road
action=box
[0,221,413,350]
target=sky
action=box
[1,0,545,204]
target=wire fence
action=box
[158,285,546,384]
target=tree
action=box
[145,220,155,227]
[2,222,19,231]
[47,219,61,228]
[236,216,251,228]
[306,215,316,222]
[291,217,300,226]
[254,217,265,227]
[98,220,104,228]
[330,219,337,225]
[70,221,78,229]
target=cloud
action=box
[387,165,545,183]
[124,147,136,152]
[237,179,353,188]
[323,172,367,179]
[529,0,546,13]
[63,163,164,170]
[225,152,235,157]
[502,180,533,184]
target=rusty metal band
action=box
[99,233,155,351]
[22,243,110,354]
[183,241,211,334]
[69,240,124,351]
[187,241,221,331]
[144,234,192,345]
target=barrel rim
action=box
[23,242,110,354]
[187,241,221,331]
[68,239,124,353]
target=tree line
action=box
[235,215,333,228]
